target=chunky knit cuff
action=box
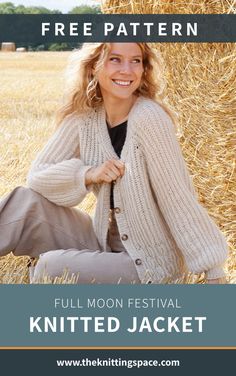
[205,265,226,280]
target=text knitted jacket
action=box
[27,97,228,283]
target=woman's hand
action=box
[85,159,125,185]
[206,277,227,284]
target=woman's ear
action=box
[92,65,96,75]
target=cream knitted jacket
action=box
[27,97,228,283]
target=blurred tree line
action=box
[0,2,101,51]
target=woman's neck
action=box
[103,95,137,128]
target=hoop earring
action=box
[87,77,100,104]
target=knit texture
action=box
[27,96,228,283]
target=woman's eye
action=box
[110,57,120,62]
[109,57,142,64]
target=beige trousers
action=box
[0,187,140,284]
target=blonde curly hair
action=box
[56,43,176,126]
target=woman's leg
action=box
[32,209,140,284]
[0,187,140,284]
[32,248,140,284]
[0,186,100,257]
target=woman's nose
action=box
[119,61,132,74]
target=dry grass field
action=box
[0,52,96,283]
[0,52,67,195]
[0,50,235,284]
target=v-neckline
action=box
[97,96,143,161]
[106,120,127,130]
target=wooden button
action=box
[114,207,121,214]
[121,234,128,241]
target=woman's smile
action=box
[112,79,133,87]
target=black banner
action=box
[0,349,235,375]
[0,14,235,44]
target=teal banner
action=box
[0,285,235,347]
[0,14,236,43]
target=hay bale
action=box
[1,42,16,52]
[101,0,236,281]
[102,0,235,14]
[16,47,27,52]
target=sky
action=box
[0,0,100,13]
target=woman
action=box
[0,43,228,284]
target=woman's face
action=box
[96,43,144,102]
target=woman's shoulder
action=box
[131,96,173,131]
[58,110,92,130]
[133,96,161,110]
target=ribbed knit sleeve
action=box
[27,114,93,207]
[138,102,228,279]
